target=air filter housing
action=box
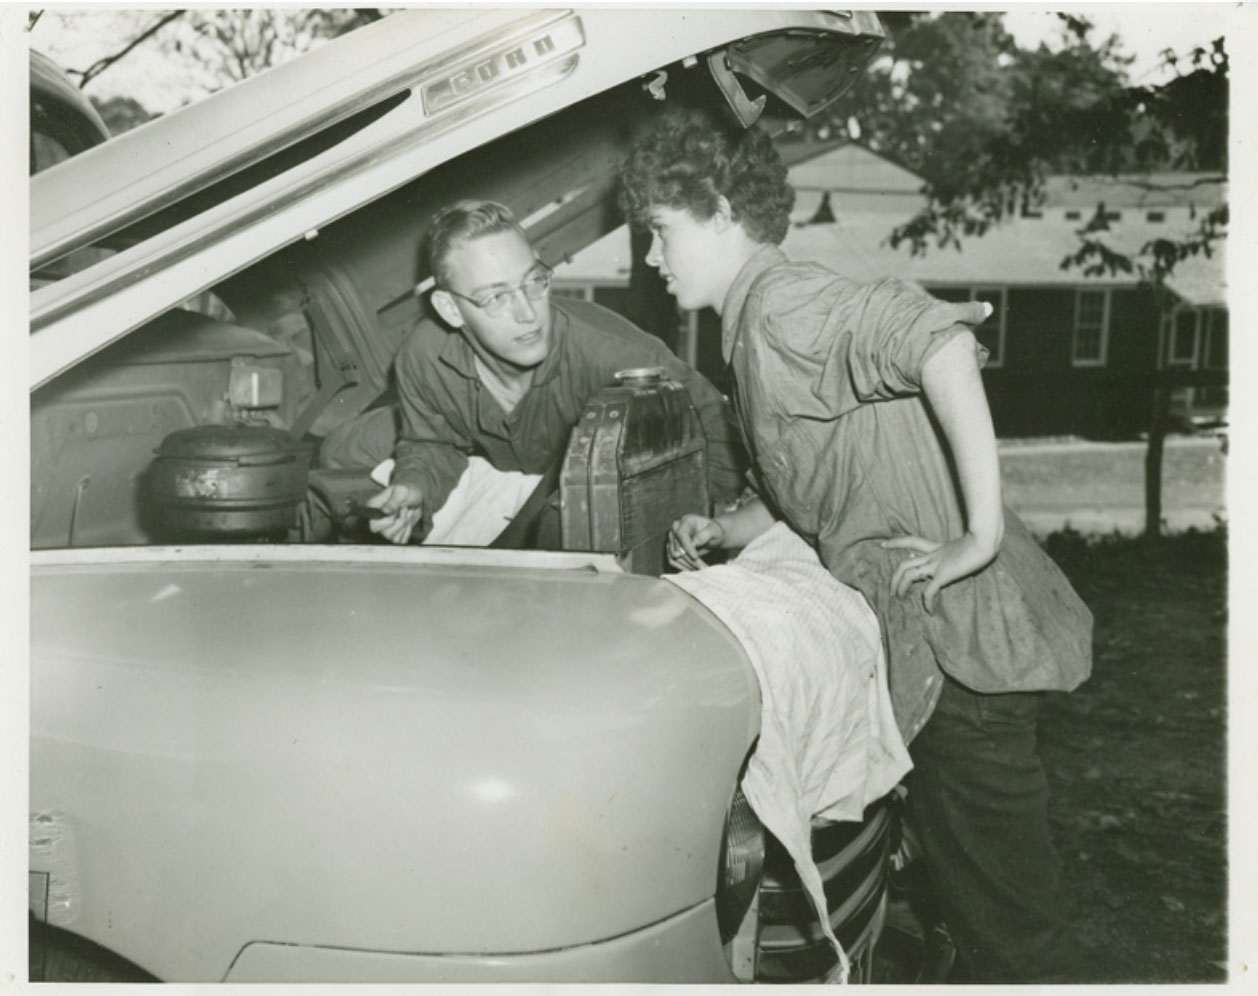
[149,425,308,540]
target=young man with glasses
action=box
[354,199,744,544]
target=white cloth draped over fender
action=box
[664,522,912,983]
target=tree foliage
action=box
[89,94,156,136]
[173,8,381,89]
[807,12,1228,285]
[44,8,383,116]
[71,10,185,90]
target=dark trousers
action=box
[905,675,1074,983]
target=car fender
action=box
[30,545,759,981]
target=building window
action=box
[1064,210,1082,221]
[1146,210,1166,222]
[972,287,1006,368]
[1203,309,1228,369]
[550,285,592,302]
[1169,308,1199,365]
[1072,289,1109,367]
[924,286,1006,368]
[1104,210,1122,222]
[926,287,971,304]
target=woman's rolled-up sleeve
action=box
[746,274,990,421]
[840,278,990,400]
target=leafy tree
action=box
[171,8,382,91]
[805,11,1227,283]
[38,8,384,112]
[60,10,186,90]
[89,95,155,136]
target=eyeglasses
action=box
[443,264,553,317]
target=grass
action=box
[1038,526,1228,982]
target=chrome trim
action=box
[30,543,625,574]
[422,17,585,114]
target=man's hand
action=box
[884,531,1000,613]
[367,483,424,545]
[668,514,726,571]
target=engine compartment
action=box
[29,14,884,557]
[30,307,317,549]
[30,298,709,562]
[29,76,713,555]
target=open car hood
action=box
[29,7,882,389]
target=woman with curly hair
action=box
[620,106,1093,983]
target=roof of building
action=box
[786,142,925,194]
[552,224,634,283]
[775,136,847,168]
[781,213,1226,299]
[1163,244,1227,307]
[791,188,928,223]
[1042,173,1227,210]
[774,139,1225,212]
[556,212,1226,306]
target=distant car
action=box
[28,8,893,984]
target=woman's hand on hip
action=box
[883,531,1000,612]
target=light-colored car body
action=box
[32,545,756,981]
[29,7,887,983]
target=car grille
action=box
[755,794,896,983]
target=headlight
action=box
[715,783,765,948]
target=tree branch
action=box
[73,11,186,88]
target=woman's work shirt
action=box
[722,246,1092,743]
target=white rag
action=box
[664,522,912,983]
[371,456,543,546]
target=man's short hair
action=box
[426,199,528,288]
[619,107,794,245]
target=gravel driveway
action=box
[999,435,1226,536]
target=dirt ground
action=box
[1038,526,1228,982]
[875,438,1229,983]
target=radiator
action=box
[561,368,709,574]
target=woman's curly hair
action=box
[619,107,794,245]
